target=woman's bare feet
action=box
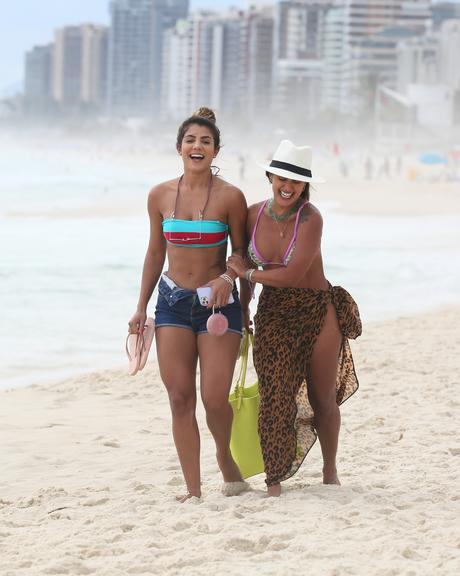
[175,489,201,503]
[323,467,341,485]
[267,483,281,497]
[216,451,243,483]
[221,481,250,496]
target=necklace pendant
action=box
[280,231,284,238]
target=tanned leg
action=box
[156,327,200,501]
[198,332,245,486]
[307,303,343,485]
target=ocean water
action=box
[1,137,459,390]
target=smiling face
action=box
[269,174,307,208]
[177,124,218,172]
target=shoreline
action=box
[1,297,459,393]
[1,304,459,575]
[2,131,460,220]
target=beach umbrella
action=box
[418,152,448,165]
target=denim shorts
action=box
[155,275,243,335]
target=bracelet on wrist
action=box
[244,269,256,283]
[220,273,234,287]
[225,267,237,281]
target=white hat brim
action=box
[258,162,325,184]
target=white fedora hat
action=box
[259,140,325,183]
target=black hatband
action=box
[269,160,311,178]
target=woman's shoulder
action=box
[299,202,323,231]
[215,176,243,197]
[147,178,178,215]
[248,200,264,214]
[214,177,247,212]
[250,200,266,211]
[303,201,322,219]
[149,177,178,198]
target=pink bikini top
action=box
[247,200,308,267]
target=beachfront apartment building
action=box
[244,7,274,122]
[107,0,188,118]
[271,0,330,125]
[52,25,108,113]
[393,18,460,133]
[53,27,84,109]
[81,26,109,110]
[439,19,460,91]
[321,0,431,116]
[160,13,219,122]
[24,45,53,116]
[161,7,274,125]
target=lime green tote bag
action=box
[229,331,264,479]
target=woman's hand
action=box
[206,276,233,308]
[242,308,253,334]
[128,310,147,334]
[227,254,248,278]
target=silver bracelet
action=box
[220,273,234,287]
[244,269,256,283]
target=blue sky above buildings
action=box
[0,0,247,94]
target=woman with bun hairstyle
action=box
[228,140,362,497]
[128,108,248,501]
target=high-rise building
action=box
[272,0,330,124]
[81,26,108,109]
[53,26,84,109]
[396,34,439,93]
[161,6,274,125]
[322,0,431,115]
[152,0,189,107]
[108,0,188,118]
[322,3,345,111]
[161,12,221,121]
[431,1,460,30]
[53,25,109,113]
[439,19,460,90]
[24,45,53,116]
[245,8,274,121]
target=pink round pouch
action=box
[207,309,228,336]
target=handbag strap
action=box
[234,331,254,409]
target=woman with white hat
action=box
[228,140,362,497]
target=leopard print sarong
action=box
[253,284,362,486]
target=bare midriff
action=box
[165,243,228,290]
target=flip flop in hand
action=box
[126,318,155,376]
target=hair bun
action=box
[193,107,216,124]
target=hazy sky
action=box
[0,0,247,94]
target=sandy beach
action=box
[1,131,460,575]
[1,305,459,575]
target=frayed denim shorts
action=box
[155,275,243,335]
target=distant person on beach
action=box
[128,107,248,502]
[228,140,362,497]
[377,156,390,180]
[364,157,373,180]
[238,154,246,181]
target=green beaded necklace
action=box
[267,198,302,222]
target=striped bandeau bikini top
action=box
[163,218,228,248]
[162,173,228,248]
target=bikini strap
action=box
[251,200,268,244]
[171,172,213,220]
[282,201,309,262]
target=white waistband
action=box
[161,273,177,290]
